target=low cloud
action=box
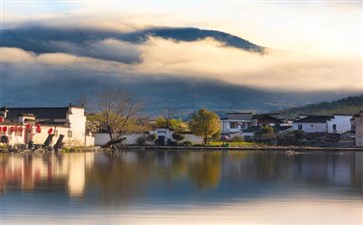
[1,34,361,92]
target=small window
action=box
[230,122,238,129]
[67,130,72,138]
[332,124,337,131]
[298,124,302,130]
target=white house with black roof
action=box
[0,104,94,148]
[293,115,352,134]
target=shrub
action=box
[230,136,243,142]
[146,134,157,142]
[182,141,192,147]
[172,133,185,142]
[136,136,146,145]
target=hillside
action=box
[276,95,363,119]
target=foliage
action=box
[277,130,306,146]
[172,133,185,142]
[146,134,157,142]
[277,95,363,119]
[207,141,263,147]
[155,117,189,132]
[136,136,146,146]
[182,141,192,147]
[211,130,222,142]
[189,109,221,145]
[254,126,277,145]
[230,136,243,142]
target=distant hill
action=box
[276,95,363,119]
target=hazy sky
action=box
[1,1,362,91]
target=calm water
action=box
[0,150,362,225]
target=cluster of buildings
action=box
[0,104,94,149]
[0,105,362,148]
[221,111,363,147]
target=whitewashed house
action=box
[220,112,253,136]
[353,111,363,147]
[293,115,352,134]
[326,115,353,134]
[0,104,94,148]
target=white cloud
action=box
[2,37,361,92]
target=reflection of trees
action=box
[188,153,222,189]
[84,152,153,204]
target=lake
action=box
[1,150,362,225]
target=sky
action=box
[1,1,362,94]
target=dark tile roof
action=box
[252,114,283,124]
[295,115,333,123]
[243,126,261,133]
[226,112,253,120]
[6,107,69,120]
[274,126,292,131]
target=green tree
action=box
[189,109,220,145]
[172,133,185,142]
[254,126,277,145]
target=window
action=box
[298,124,302,130]
[230,122,238,129]
[67,130,72,138]
[332,124,337,131]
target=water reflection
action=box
[0,151,362,224]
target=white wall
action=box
[220,120,249,133]
[67,107,87,146]
[182,134,203,144]
[327,115,352,134]
[355,112,363,147]
[292,123,327,133]
[94,130,204,146]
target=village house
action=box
[221,112,289,139]
[292,115,352,134]
[0,104,94,148]
[353,111,363,147]
[220,112,253,136]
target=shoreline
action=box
[1,145,363,153]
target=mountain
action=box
[275,95,363,119]
[0,26,265,64]
[1,25,360,115]
[1,74,359,116]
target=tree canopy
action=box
[189,109,220,144]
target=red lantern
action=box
[48,128,53,134]
[0,117,3,122]
[10,126,15,133]
[18,127,23,133]
[26,124,31,131]
[2,126,7,132]
[36,125,41,133]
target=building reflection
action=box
[0,151,361,202]
[0,153,94,196]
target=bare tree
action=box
[159,107,177,129]
[92,88,143,142]
[75,91,94,113]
